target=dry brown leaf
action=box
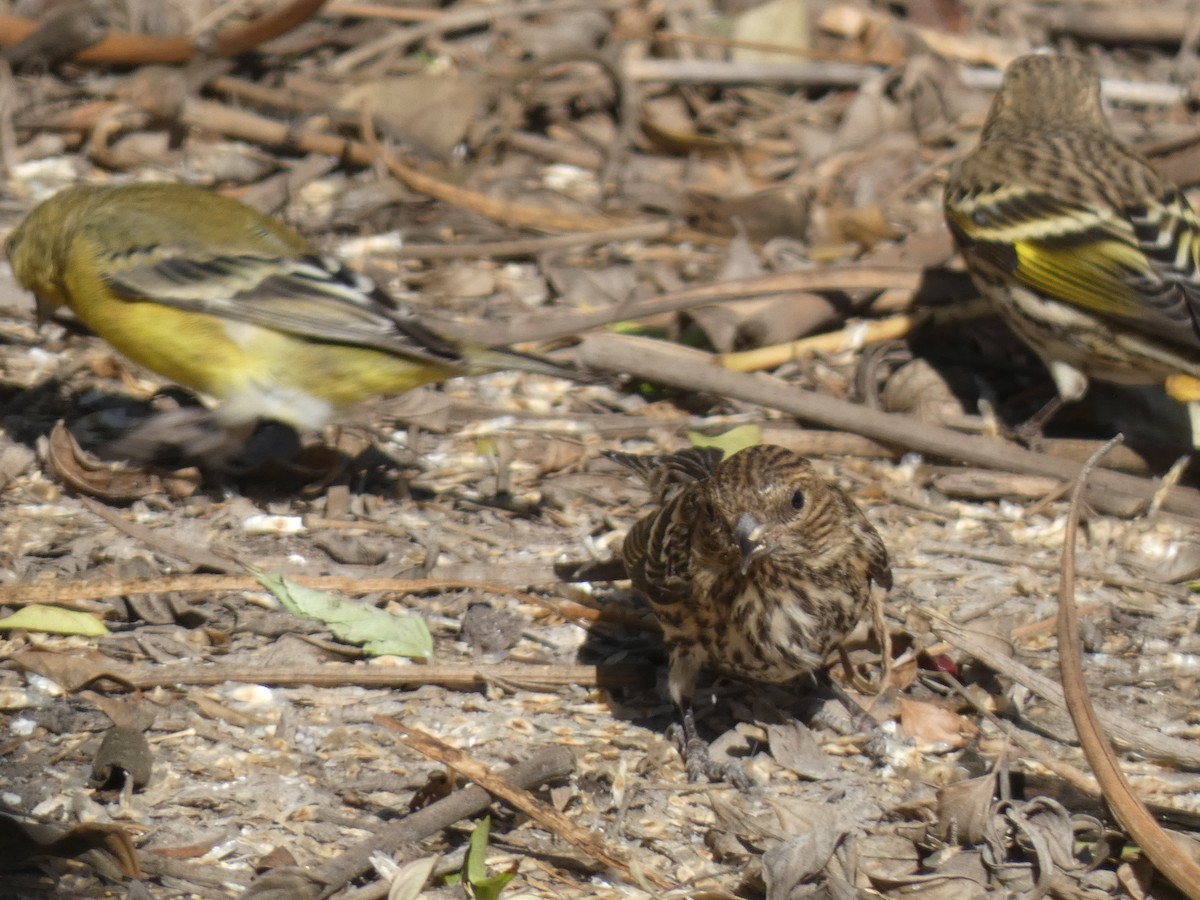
[731,0,810,63]
[822,204,904,250]
[0,814,141,878]
[934,772,996,846]
[13,650,120,692]
[46,421,201,502]
[897,696,978,748]
[856,830,922,883]
[339,73,486,159]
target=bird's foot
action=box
[1008,394,1065,450]
[1009,417,1048,451]
[670,713,751,789]
[684,734,751,789]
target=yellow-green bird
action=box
[6,182,585,442]
[944,53,1200,445]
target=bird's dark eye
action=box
[790,490,805,511]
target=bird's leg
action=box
[665,641,752,786]
[824,677,882,735]
[680,699,711,783]
[1012,394,1064,448]
[672,700,751,789]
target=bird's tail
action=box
[464,345,601,383]
[604,447,724,502]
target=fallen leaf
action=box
[688,425,763,458]
[898,696,978,749]
[0,604,109,637]
[251,569,433,661]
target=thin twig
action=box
[394,221,673,260]
[329,0,630,74]
[495,266,924,345]
[718,305,985,372]
[378,718,672,890]
[10,650,652,694]
[1057,438,1200,898]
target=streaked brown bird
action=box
[944,53,1200,446]
[608,444,891,783]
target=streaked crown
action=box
[983,54,1108,140]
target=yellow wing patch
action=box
[1012,238,1149,320]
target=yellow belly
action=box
[67,292,457,430]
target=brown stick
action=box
[328,0,630,74]
[1057,439,1200,898]
[495,266,924,345]
[179,98,374,166]
[307,744,576,898]
[11,651,652,694]
[578,333,1200,520]
[1035,5,1193,44]
[379,718,672,891]
[360,107,629,235]
[0,574,571,605]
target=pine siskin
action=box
[5,182,586,451]
[608,444,891,784]
[944,53,1200,446]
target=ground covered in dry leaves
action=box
[1,1,1200,898]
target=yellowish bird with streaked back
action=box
[6,181,586,447]
[944,53,1200,445]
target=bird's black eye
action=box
[790,490,805,511]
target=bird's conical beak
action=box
[734,512,768,574]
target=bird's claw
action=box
[671,725,751,789]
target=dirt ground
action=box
[1,2,1200,898]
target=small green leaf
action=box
[687,424,762,459]
[471,872,516,900]
[0,605,109,637]
[462,816,516,900]
[464,815,492,885]
[251,568,433,660]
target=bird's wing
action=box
[862,522,892,591]
[621,493,697,606]
[946,183,1200,352]
[96,242,467,367]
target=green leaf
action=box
[464,815,492,885]
[250,568,433,660]
[687,424,762,459]
[0,605,109,637]
[462,816,516,900]
[471,872,516,900]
